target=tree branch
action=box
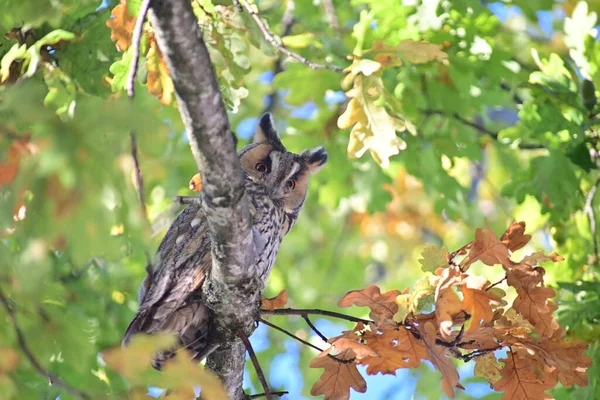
[127,0,152,98]
[0,288,91,399]
[302,315,328,342]
[261,307,371,324]
[249,391,288,399]
[148,0,262,397]
[238,0,343,72]
[130,133,149,223]
[238,330,273,400]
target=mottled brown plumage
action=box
[122,114,327,368]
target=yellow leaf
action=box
[282,33,319,48]
[146,37,175,106]
[157,352,227,400]
[365,39,448,67]
[103,333,177,383]
[393,293,411,323]
[189,173,203,192]
[419,243,449,273]
[106,3,136,51]
[474,353,502,385]
[337,72,406,168]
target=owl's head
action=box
[239,113,328,220]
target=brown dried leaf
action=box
[464,227,511,270]
[419,322,461,398]
[338,285,401,325]
[461,275,506,333]
[538,334,591,388]
[0,135,31,186]
[501,221,532,252]
[260,289,288,311]
[506,264,546,290]
[309,348,367,400]
[106,3,136,51]
[495,349,555,400]
[189,173,203,192]
[513,287,559,337]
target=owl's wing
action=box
[123,203,212,347]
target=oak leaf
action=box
[189,173,203,192]
[435,288,463,340]
[461,275,506,333]
[365,40,448,67]
[359,328,427,374]
[106,3,136,51]
[419,322,461,398]
[419,243,449,273]
[513,286,559,337]
[309,348,367,400]
[156,351,228,400]
[495,349,554,400]
[331,338,378,360]
[260,289,288,311]
[506,263,545,290]
[474,353,502,385]
[0,348,20,374]
[501,221,532,252]
[146,37,175,106]
[464,227,511,270]
[338,285,401,325]
[538,334,591,388]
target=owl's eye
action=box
[255,162,270,173]
[286,179,296,190]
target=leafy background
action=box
[1,0,600,399]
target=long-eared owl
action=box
[122,113,328,368]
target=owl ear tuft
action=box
[302,146,328,174]
[254,113,279,144]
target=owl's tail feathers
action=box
[122,307,150,347]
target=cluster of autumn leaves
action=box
[301,222,591,399]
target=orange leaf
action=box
[106,3,136,51]
[309,348,367,400]
[338,285,401,325]
[360,328,427,374]
[189,173,203,192]
[494,349,555,400]
[461,275,506,333]
[501,221,532,252]
[513,286,559,337]
[0,135,31,186]
[419,322,461,398]
[435,288,463,340]
[464,227,511,270]
[260,290,288,311]
[146,37,175,106]
[331,338,378,360]
[0,348,20,373]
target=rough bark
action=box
[148,1,261,398]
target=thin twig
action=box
[0,288,91,399]
[259,317,324,353]
[422,109,545,150]
[173,195,202,205]
[302,315,328,342]
[249,391,289,399]
[127,0,152,98]
[322,0,340,35]
[238,0,343,72]
[258,318,354,364]
[237,330,272,400]
[486,277,507,292]
[130,133,149,223]
[585,176,600,266]
[261,308,371,324]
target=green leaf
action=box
[419,243,448,273]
